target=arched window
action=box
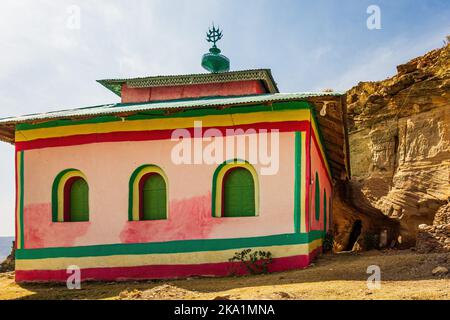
[323,189,327,232]
[223,167,255,217]
[141,173,167,220]
[66,177,89,221]
[129,165,168,221]
[212,160,259,217]
[315,171,320,221]
[52,169,89,222]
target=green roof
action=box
[97,69,279,97]
[0,92,342,126]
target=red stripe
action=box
[15,250,320,282]
[63,177,80,222]
[16,121,310,151]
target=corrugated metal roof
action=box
[0,92,342,125]
[97,69,280,97]
[0,90,350,182]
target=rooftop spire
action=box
[201,24,230,73]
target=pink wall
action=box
[309,134,332,232]
[121,80,266,103]
[22,132,296,249]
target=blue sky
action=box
[0,0,448,236]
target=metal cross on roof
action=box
[201,24,229,73]
[206,24,223,48]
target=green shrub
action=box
[228,249,273,275]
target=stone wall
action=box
[416,202,450,253]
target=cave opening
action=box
[346,220,362,251]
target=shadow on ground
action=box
[11,250,450,300]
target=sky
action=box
[0,0,449,236]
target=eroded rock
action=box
[346,44,450,247]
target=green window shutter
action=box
[223,168,255,217]
[324,189,327,232]
[315,172,320,221]
[142,174,167,220]
[70,178,89,222]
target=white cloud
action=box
[314,30,449,92]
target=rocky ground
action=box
[0,250,448,300]
[417,202,450,253]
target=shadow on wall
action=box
[332,181,399,252]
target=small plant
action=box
[323,230,334,253]
[363,232,379,250]
[444,35,450,46]
[228,249,273,275]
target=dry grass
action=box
[0,250,448,300]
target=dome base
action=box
[201,53,230,73]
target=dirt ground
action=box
[0,249,448,300]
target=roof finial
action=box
[206,23,223,49]
[201,23,230,73]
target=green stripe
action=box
[16,101,312,131]
[16,231,324,260]
[19,151,25,249]
[294,132,301,233]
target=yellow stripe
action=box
[56,170,87,222]
[309,238,323,253]
[132,166,169,221]
[214,162,260,217]
[15,109,311,142]
[16,239,322,271]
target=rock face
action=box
[346,44,450,247]
[0,241,15,273]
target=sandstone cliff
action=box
[345,44,450,247]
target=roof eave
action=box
[96,80,122,97]
[96,69,280,98]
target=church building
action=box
[0,27,349,282]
